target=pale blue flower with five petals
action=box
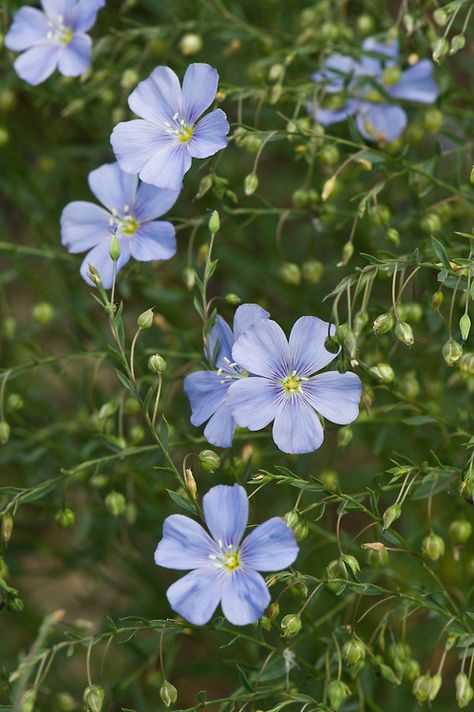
[310,37,439,144]
[155,484,298,626]
[110,63,230,190]
[183,304,269,448]
[5,0,105,86]
[227,316,362,455]
[61,162,180,288]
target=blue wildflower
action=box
[183,304,269,448]
[110,63,230,190]
[155,484,298,626]
[310,37,439,144]
[61,162,180,288]
[5,0,105,86]
[227,316,362,455]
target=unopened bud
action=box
[182,266,196,289]
[420,212,442,233]
[413,674,432,703]
[293,520,309,541]
[424,108,444,132]
[343,639,366,665]
[327,680,351,710]
[373,312,394,335]
[184,468,197,498]
[83,684,105,712]
[320,469,338,490]
[340,240,354,265]
[337,426,353,448]
[369,363,395,384]
[450,34,466,54]
[301,260,324,284]
[148,354,167,373]
[449,519,472,544]
[179,32,202,55]
[383,503,402,529]
[20,690,36,712]
[322,177,337,201]
[284,511,299,529]
[395,321,414,346]
[460,314,471,342]
[460,353,474,376]
[432,290,444,310]
[456,672,474,708]
[442,339,463,366]
[433,8,448,25]
[198,449,220,473]
[432,37,449,63]
[225,293,241,305]
[280,613,301,637]
[109,234,120,261]
[55,508,75,527]
[137,308,154,329]
[208,210,220,235]
[2,514,13,544]
[32,302,55,325]
[422,532,445,561]
[429,673,442,701]
[160,680,178,707]
[279,262,301,286]
[244,172,259,196]
[105,491,126,517]
[353,310,368,336]
[292,188,309,208]
[7,394,23,411]
[0,420,10,444]
[364,543,389,567]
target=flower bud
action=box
[404,659,420,682]
[182,267,196,289]
[319,144,340,166]
[284,510,299,529]
[433,8,448,25]
[137,308,154,329]
[460,353,474,377]
[413,674,432,703]
[320,469,338,490]
[148,354,167,374]
[432,37,449,63]
[198,449,220,473]
[109,234,120,261]
[353,309,368,337]
[130,424,145,444]
[422,532,445,561]
[179,32,202,55]
[2,514,13,544]
[184,468,197,498]
[424,108,444,132]
[456,672,474,708]
[56,692,76,711]
[343,639,366,665]
[432,290,444,310]
[292,188,309,208]
[20,690,36,712]
[280,613,302,637]
[327,680,351,710]
[268,63,284,82]
[449,519,472,544]
[420,212,442,233]
[340,554,360,576]
[450,34,466,54]
[32,302,55,325]
[429,673,442,701]
[373,312,394,335]
[208,210,220,235]
[395,321,414,346]
[442,339,463,366]
[293,520,309,541]
[83,684,105,712]
[340,240,354,265]
[337,426,353,448]
[244,172,259,195]
[160,680,178,707]
[383,503,401,530]
[7,394,23,411]
[322,177,337,201]
[369,204,391,227]
[0,420,10,444]
[460,314,471,342]
[225,293,241,305]
[302,260,324,284]
[279,262,301,285]
[105,491,126,517]
[369,363,395,383]
[55,508,75,527]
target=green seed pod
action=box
[343,639,366,665]
[449,519,472,544]
[422,532,445,561]
[148,354,167,374]
[32,302,55,325]
[460,353,474,377]
[137,308,154,329]
[55,508,75,528]
[369,363,395,384]
[340,554,360,576]
[456,672,474,708]
[198,449,221,473]
[403,659,421,682]
[179,32,203,56]
[337,426,353,448]
[429,673,442,701]
[432,37,449,63]
[399,370,420,400]
[83,684,105,712]
[460,314,471,342]
[196,173,213,198]
[160,680,178,707]
[369,204,391,227]
[302,260,324,284]
[260,615,271,631]
[0,420,10,444]
[450,34,466,55]
[182,266,196,290]
[442,339,463,366]
[319,144,340,166]
[395,321,414,346]
[327,680,351,710]
[20,690,36,712]
[400,302,423,323]
[353,309,368,337]
[280,613,302,637]
[366,546,389,567]
[432,290,444,310]
[420,212,442,233]
[244,172,259,195]
[386,227,400,246]
[413,674,432,703]
[383,503,402,530]
[279,262,301,286]
[373,312,394,335]
[56,692,76,711]
[291,188,309,208]
[283,510,299,529]
[208,210,220,235]
[244,135,262,153]
[7,394,23,411]
[424,108,444,132]
[340,240,354,265]
[120,68,139,89]
[130,425,145,445]
[433,8,448,26]
[268,601,280,620]
[293,520,309,541]
[105,491,126,517]
[320,469,338,490]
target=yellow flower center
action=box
[222,551,241,571]
[120,216,139,235]
[281,372,304,395]
[178,125,194,143]
[61,27,74,45]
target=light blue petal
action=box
[111,120,170,178]
[221,569,270,625]
[79,238,130,289]
[207,315,234,367]
[131,221,176,261]
[14,43,60,85]
[183,371,229,427]
[71,0,105,32]
[312,54,359,92]
[356,102,407,143]
[57,33,91,77]
[233,303,270,340]
[289,316,337,376]
[203,484,248,547]
[203,403,236,448]
[240,518,298,572]
[5,7,49,51]
[166,568,224,625]
[182,63,219,124]
[232,319,291,379]
[311,99,357,126]
[41,0,74,21]
[272,396,324,455]
[187,109,229,159]
[227,377,279,430]
[134,183,180,222]
[61,201,110,253]
[88,163,138,214]
[154,514,218,570]
[361,36,399,75]
[128,66,182,124]
[302,371,362,425]
[388,60,438,104]
[139,142,190,191]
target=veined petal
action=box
[356,102,407,143]
[61,201,111,253]
[208,315,234,368]
[14,44,60,85]
[204,403,236,448]
[303,371,362,425]
[289,316,337,376]
[134,183,180,222]
[166,568,224,625]
[187,109,229,159]
[273,396,324,455]
[227,377,279,431]
[182,63,219,124]
[240,518,298,572]
[232,319,291,379]
[183,371,229,427]
[57,33,91,77]
[71,0,105,32]
[312,54,359,92]
[110,120,167,178]
[128,66,182,124]
[221,569,270,625]
[139,142,191,191]
[233,303,270,340]
[131,221,176,261]
[311,100,357,126]
[88,163,138,214]
[41,0,73,21]
[388,60,438,104]
[5,7,49,51]
[154,514,218,570]
[361,36,399,75]
[203,484,248,548]
[79,238,130,289]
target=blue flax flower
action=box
[227,316,362,455]
[155,484,298,626]
[110,63,230,190]
[5,0,105,86]
[310,36,438,144]
[183,304,269,448]
[61,162,180,288]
